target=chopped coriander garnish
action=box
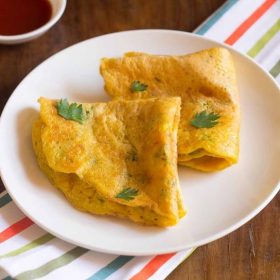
[130,81,148,92]
[191,111,220,128]
[56,99,84,124]
[115,187,138,201]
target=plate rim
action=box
[0,29,279,256]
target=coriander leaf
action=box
[130,81,148,92]
[57,99,84,124]
[115,187,138,201]
[191,111,220,128]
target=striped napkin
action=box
[0,0,279,279]
[196,0,280,81]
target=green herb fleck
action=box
[126,150,138,161]
[188,148,204,156]
[154,150,167,161]
[191,111,220,128]
[57,99,84,124]
[115,187,138,201]
[159,187,166,198]
[130,81,148,92]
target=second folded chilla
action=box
[100,48,240,172]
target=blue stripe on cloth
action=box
[87,256,134,280]
[0,193,12,208]
[195,0,238,35]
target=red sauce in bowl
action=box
[0,0,52,36]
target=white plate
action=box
[0,30,280,256]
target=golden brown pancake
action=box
[32,97,186,226]
[100,48,240,171]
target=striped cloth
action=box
[196,0,280,80]
[1,191,193,280]
[0,0,279,279]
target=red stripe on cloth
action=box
[0,217,34,243]
[224,0,276,45]
[130,253,176,280]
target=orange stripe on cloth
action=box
[0,217,34,243]
[224,0,276,45]
[130,253,176,280]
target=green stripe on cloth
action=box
[195,0,238,35]
[270,59,280,78]
[247,18,280,58]
[0,193,12,208]
[0,233,54,258]
[87,256,134,280]
[13,247,88,280]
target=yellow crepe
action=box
[100,48,240,171]
[32,97,185,226]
